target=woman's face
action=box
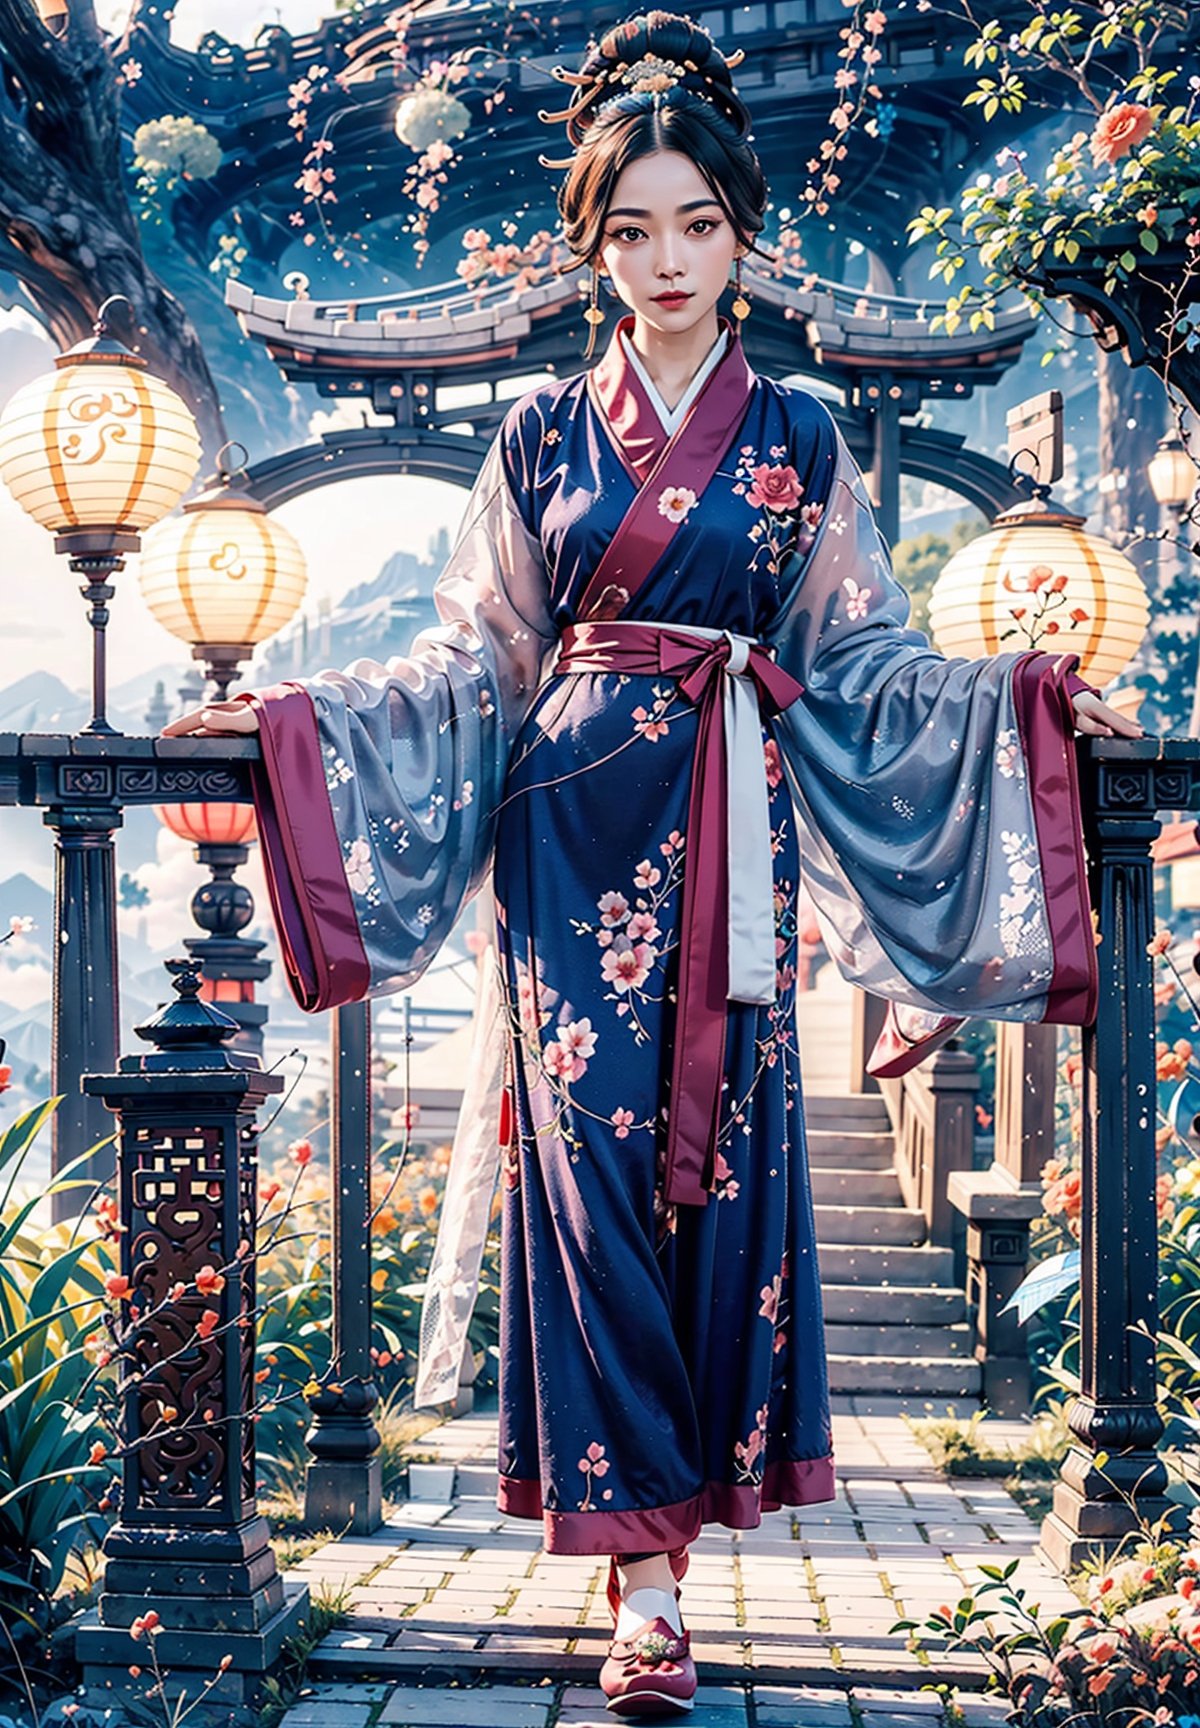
[595,148,742,338]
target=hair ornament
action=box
[619,54,686,94]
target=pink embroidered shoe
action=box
[600,1616,697,1717]
[602,1551,696,1717]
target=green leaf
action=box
[1140,229,1160,254]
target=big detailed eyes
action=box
[604,217,724,244]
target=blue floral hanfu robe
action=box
[246,314,1096,1557]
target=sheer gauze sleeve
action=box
[247,430,556,1012]
[768,405,1095,1028]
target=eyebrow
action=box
[605,199,724,217]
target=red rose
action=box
[1090,102,1155,165]
[745,463,803,513]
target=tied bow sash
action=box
[556,621,804,1207]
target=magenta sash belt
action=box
[556,621,804,1208]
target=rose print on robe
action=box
[732,442,825,578]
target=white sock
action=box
[615,1584,683,1639]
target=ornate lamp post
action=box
[74,958,306,1719]
[0,295,202,1211]
[138,443,308,698]
[156,801,270,1057]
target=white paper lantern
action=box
[928,500,1149,689]
[139,483,307,656]
[0,339,200,537]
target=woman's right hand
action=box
[162,699,260,737]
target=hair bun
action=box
[539,10,749,148]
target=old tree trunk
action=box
[0,0,225,454]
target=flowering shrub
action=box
[0,1102,112,1695]
[895,1545,1200,1726]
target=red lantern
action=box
[156,802,257,846]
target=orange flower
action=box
[161,1405,177,1423]
[104,1273,131,1300]
[1148,929,1172,957]
[196,1309,219,1340]
[130,1610,160,1640]
[290,1138,314,1166]
[195,1265,225,1297]
[1090,101,1155,165]
[419,1186,439,1215]
[0,1065,11,1095]
[88,1441,107,1464]
[261,1180,281,1204]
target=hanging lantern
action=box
[0,296,202,731]
[0,302,200,539]
[1148,432,1197,512]
[156,802,257,847]
[138,443,308,697]
[928,497,1149,689]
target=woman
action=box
[167,11,1137,1716]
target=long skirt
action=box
[491,666,835,1554]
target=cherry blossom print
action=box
[713,1150,740,1201]
[659,829,684,857]
[633,859,661,891]
[759,1275,782,1324]
[842,576,871,621]
[343,837,375,895]
[734,1403,770,1478]
[745,462,803,514]
[763,739,783,790]
[547,1017,598,1083]
[633,699,671,742]
[628,911,661,943]
[577,1439,611,1510]
[611,1107,634,1139]
[657,484,698,524]
[994,729,1023,781]
[601,942,654,993]
[597,891,631,928]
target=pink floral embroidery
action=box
[633,701,670,742]
[541,1017,597,1084]
[759,1275,782,1324]
[763,739,783,790]
[734,1403,769,1476]
[628,911,661,943]
[578,1439,611,1510]
[713,1150,740,1201]
[659,829,684,857]
[633,859,661,890]
[745,463,802,513]
[611,1107,634,1139]
[597,891,630,927]
[657,484,698,523]
[601,943,654,993]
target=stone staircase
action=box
[799,971,980,1403]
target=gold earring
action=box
[584,264,606,357]
[731,255,750,322]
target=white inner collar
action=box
[620,325,730,435]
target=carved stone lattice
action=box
[124,1121,256,1519]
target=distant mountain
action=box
[254,537,448,683]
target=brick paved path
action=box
[279,1397,1078,1727]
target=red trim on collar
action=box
[587,314,744,486]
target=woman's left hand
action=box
[1072,690,1143,738]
